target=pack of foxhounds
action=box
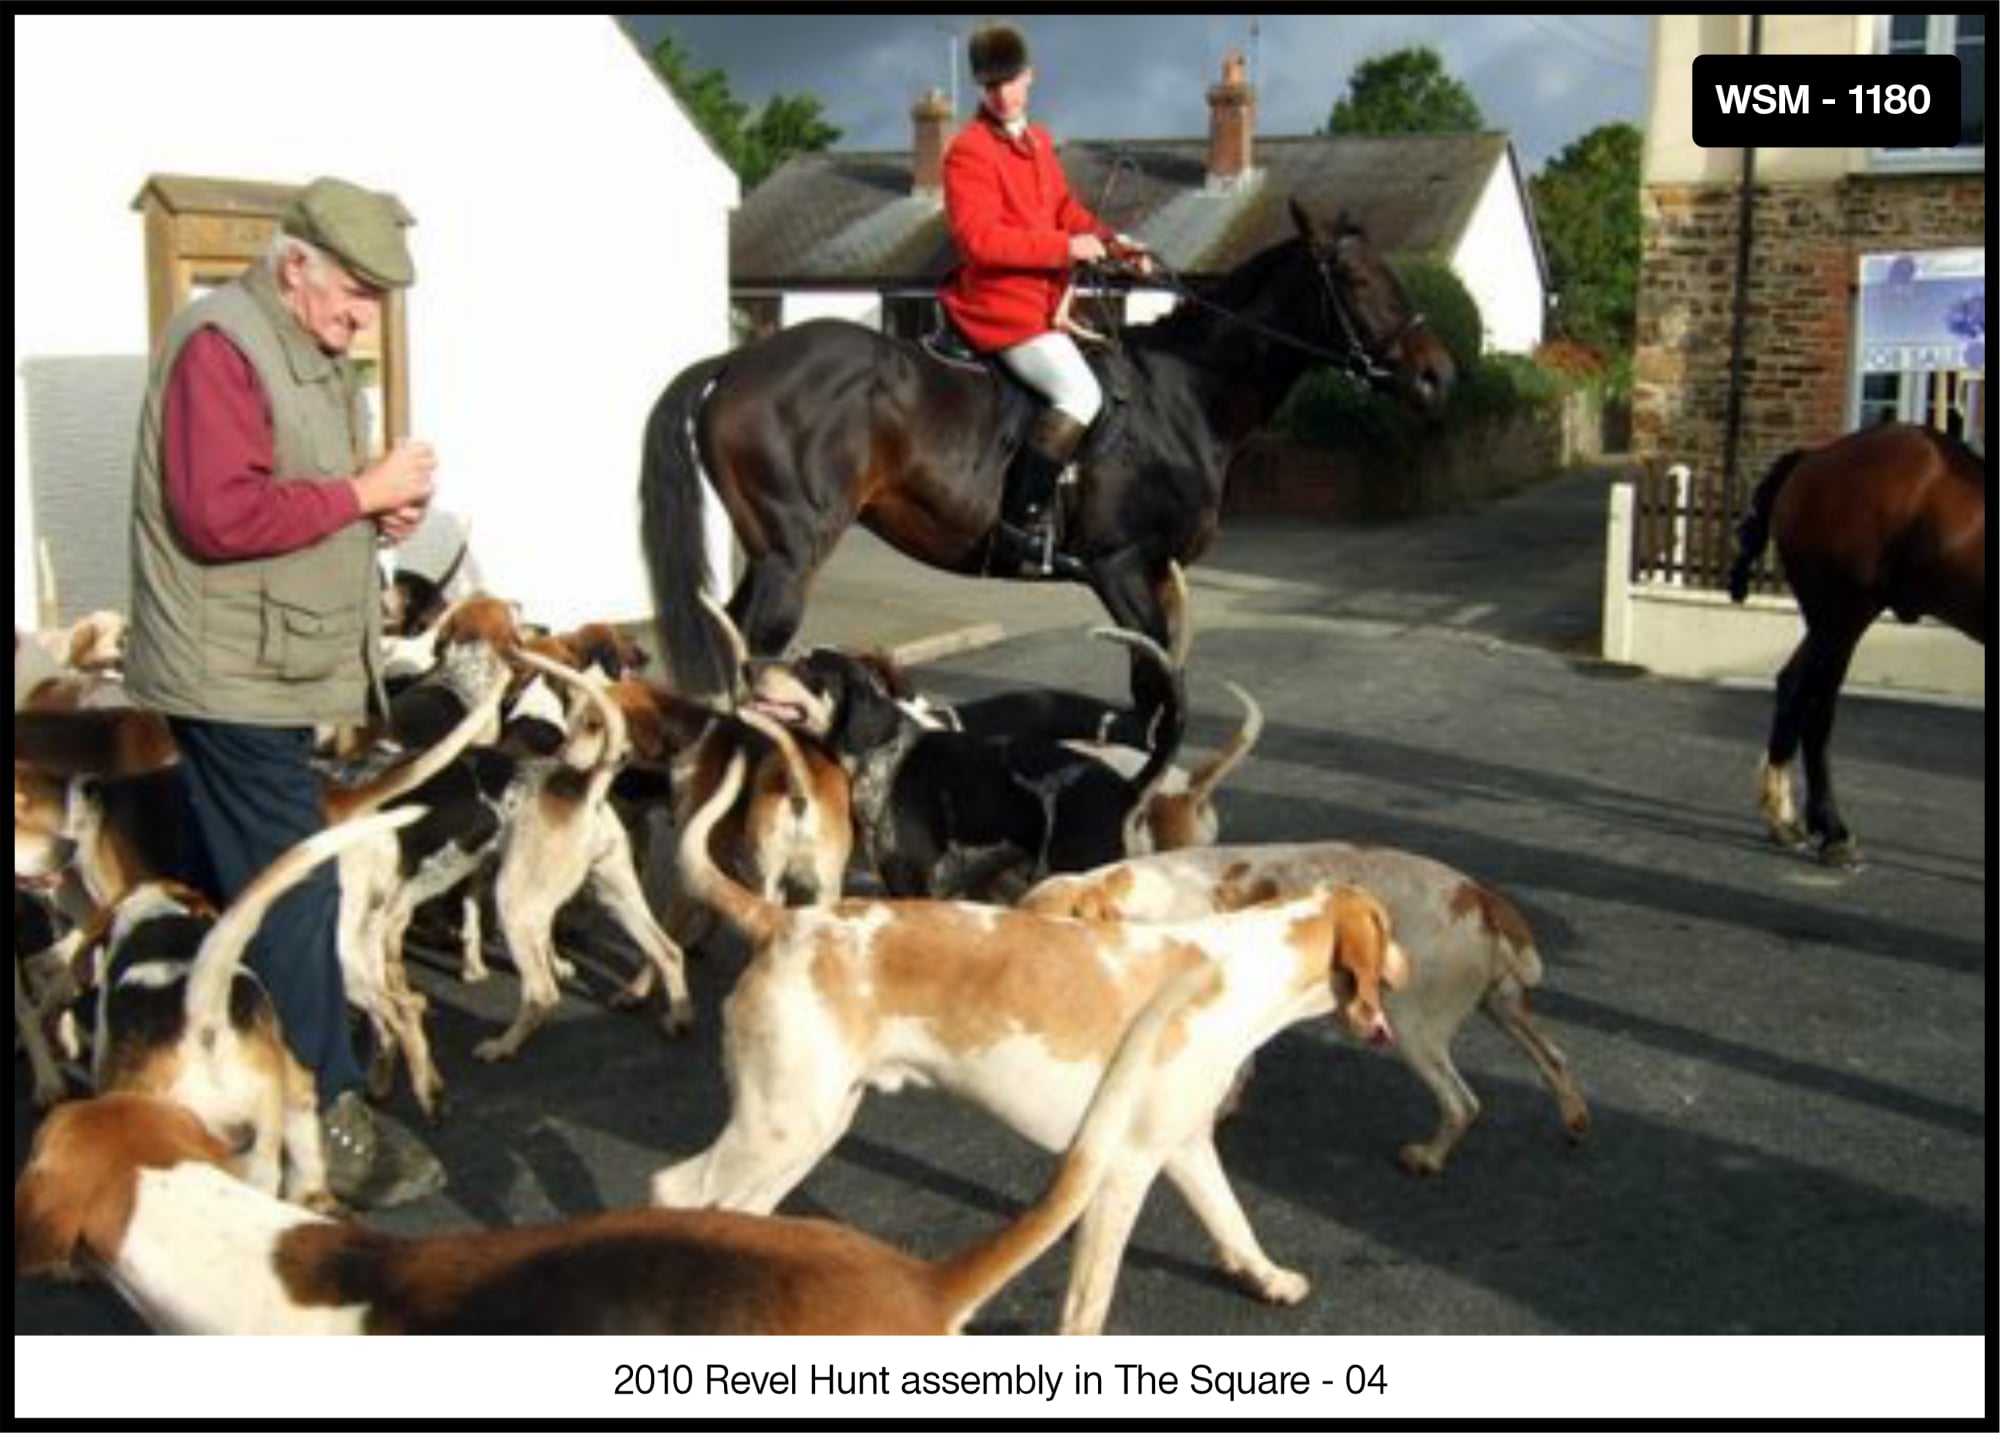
[14,568,1589,1335]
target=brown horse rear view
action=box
[1728,422,1986,865]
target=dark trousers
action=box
[167,716,363,1105]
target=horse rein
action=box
[1089,250,1423,387]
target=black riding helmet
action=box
[968,23,1029,85]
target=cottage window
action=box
[1872,14,1984,168]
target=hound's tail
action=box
[511,648,630,812]
[1727,448,1806,603]
[322,670,510,822]
[182,807,426,1039]
[925,959,1219,1331]
[639,354,736,699]
[1182,681,1262,810]
[675,734,785,946]
[1096,625,1185,831]
[697,589,750,707]
[735,703,820,822]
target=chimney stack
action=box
[911,89,954,196]
[1206,51,1256,188]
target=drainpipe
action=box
[1719,14,1762,535]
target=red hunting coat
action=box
[938,114,1114,353]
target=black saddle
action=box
[919,312,1130,471]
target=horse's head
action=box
[1288,199,1454,417]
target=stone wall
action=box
[1224,407,1562,521]
[1632,172,1983,516]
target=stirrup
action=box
[991,520,1085,581]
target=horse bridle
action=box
[1307,247,1428,386]
[1103,246,1425,388]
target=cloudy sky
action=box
[622,14,1651,173]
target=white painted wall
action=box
[781,291,883,329]
[1450,149,1545,355]
[14,16,737,628]
[1601,481,1984,700]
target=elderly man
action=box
[124,176,442,1209]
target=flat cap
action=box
[282,176,415,290]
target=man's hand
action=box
[352,440,436,517]
[1068,233,1110,265]
[376,504,427,545]
[1110,235,1156,277]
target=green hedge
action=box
[1276,259,1568,462]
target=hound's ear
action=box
[14,1108,95,1277]
[832,663,904,754]
[1374,901,1409,991]
[14,1162,86,1277]
[1330,887,1406,992]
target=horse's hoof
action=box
[1764,819,1808,849]
[1817,837,1863,870]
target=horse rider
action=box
[939,22,1151,576]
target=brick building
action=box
[1633,14,1985,513]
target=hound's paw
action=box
[1229,1262,1310,1306]
[471,1038,517,1064]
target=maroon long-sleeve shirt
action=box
[161,328,363,561]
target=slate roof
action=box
[732,131,1539,289]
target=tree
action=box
[1325,47,1485,135]
[648,33,842,190]
[738,93,843,191]
[1530,122,1642,354]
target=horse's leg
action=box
[1795,611,1870,868]
[1088,549,1175,728]
[1757,641,1811,847]
[727,552,815,659]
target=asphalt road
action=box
[14,467,1987,1338]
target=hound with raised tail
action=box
[461,648,692,1063]
[81,806,425,1211]
[1021,841,1592,1175]
[14,956,1203,1333]
[651,720,1409,1334]
[748,626,1187,902]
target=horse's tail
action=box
[640,354,735,698]
[1728,448,1807,603]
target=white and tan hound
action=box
[1022,841,1592,1175]
[14,958,1198,1333]
[650,720,1409,1334]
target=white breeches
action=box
[997,332,1104,428]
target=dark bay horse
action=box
[1728,422,1987,866]
[640,201,1453,721]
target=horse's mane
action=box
[1127,238,1303,353]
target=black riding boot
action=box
[994,410,1088,578]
